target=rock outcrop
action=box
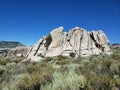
[0,46,29,57]
[0,41,28,57]
[27,27,112,61]
[8,46,29,57]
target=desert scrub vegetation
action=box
[0,47,120,90]
[43,71,87,90]
[0,59,55,90]
[0,56,24,65]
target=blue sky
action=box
[0,0,120,46]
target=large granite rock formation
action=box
[27,27,112,61]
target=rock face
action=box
[8,46,29,57]
[27,27,112,61]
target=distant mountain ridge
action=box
[0,41,25,48]
[111,43,120,49]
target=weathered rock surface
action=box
[0,46,29,57]
[8,46,29,57]
[27,27,112,61]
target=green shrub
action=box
[113,75,120,85]
[44,34,52,50]
[12,73,33,90]
[69,52,76,58]
[25,63,40,73]
[0,66,6,77]
[37,53,45,58]
[110,62,119,74]
[56,55,69,60]
[72,57,81,64]
[55,55,71,65]
[44,57,53,62]
[0,58,12,65]
[43,71,87,90]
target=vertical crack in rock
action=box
[26,46,33,57]
[89,33,94,55]
[68,40,78,56]
[67,30,79,56]
[90,31,100,49]
[34,38,45,56]
[87,32,90,54]
[79,30,83,56]
[97,32,104,52]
